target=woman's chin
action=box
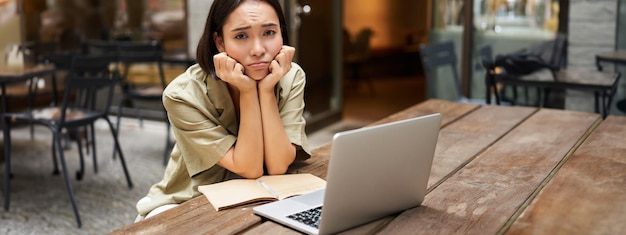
[248,72,268,81]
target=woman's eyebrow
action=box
[261,23,279,28]
[231,26,251,32]
[231,23,278,32]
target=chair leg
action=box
[52,131,82,228]
[512,86,519,105]
[29,120,34,141]
[73,130,85,181]
[90,124,98,173]
[524,88,530,106]
[114,100,124,160]
[104,117,133,188]
[3,117,12,211]
[51,135,60,175]
[80,126,90,155]
[132,100,144,128]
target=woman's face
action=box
[216,1,283,80]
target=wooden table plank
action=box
[506,115,626,235]
[241,220,301,235]
[110,194,263,234]
[372,99,480,127]
[378,109,601,235]
[428,105,536,189]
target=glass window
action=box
[429,0,560,100]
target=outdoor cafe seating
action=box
[2,54,133,228]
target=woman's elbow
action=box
[239,168,264,179]
[266,163,290,175]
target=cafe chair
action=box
[2,54,134,228]
[344,28,375,94]
[478,45,516,105]
[419,40,484,104]
[114,40,172,165]
[487,33,567,107]
[83,40,119,56]
[11,42,64,140]
[83,40,125,162]
[617,98,626,113]
[19,41,59,64]
[40,52,91,168]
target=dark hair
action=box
[196,0,290,77]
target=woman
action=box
[135,0,310,221]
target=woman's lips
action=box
[247,62,269,70]
[245,62,270,80]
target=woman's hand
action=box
[258,46,295,92]
[213,52,256,92]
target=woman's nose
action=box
[250,38,265,56]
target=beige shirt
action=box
[137,63,311,216]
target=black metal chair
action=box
[419,40,484,104]
[83,40,119,55]
[84,40,173,165]
[487,33,568,107]
[115,40,172,166]
[616,98,626,113]
[344,28,375,93]
[12,42,64,139]
[19,41,59,64]
[2,54,133,228]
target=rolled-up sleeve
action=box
[163,68,237,177]
[277,63,311,157]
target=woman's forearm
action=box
[259,90,296,175]
[224,90,265,178]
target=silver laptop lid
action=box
[318,113,441,234]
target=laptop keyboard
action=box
[286,206,322,229]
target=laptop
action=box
[253,113,442,234]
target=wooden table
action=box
[596,50,626,113]
[0,64,58,112]
[596,50,626,71]
[112,99,626,234]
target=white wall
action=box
[566,0,619,114]
[186,0,213,59]
[0,0,22,65]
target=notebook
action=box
[253,113,442,234]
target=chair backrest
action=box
[350,28,373,59]
[41,52,76,71]
[478,44,493,69]
[59,54,119,123]
[524,33,567,69]
[117,40,164,63]
[19,41,59,64]
[547,33,567,68]
[116,40,167,89]
[419,41,463,100]
[84,40,119,56]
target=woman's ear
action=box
[213,32,225,52]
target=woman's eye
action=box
[264,30,277,36]
[235,34,247,40]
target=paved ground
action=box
[1,118,171,234]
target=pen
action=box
[257,180,280,198]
